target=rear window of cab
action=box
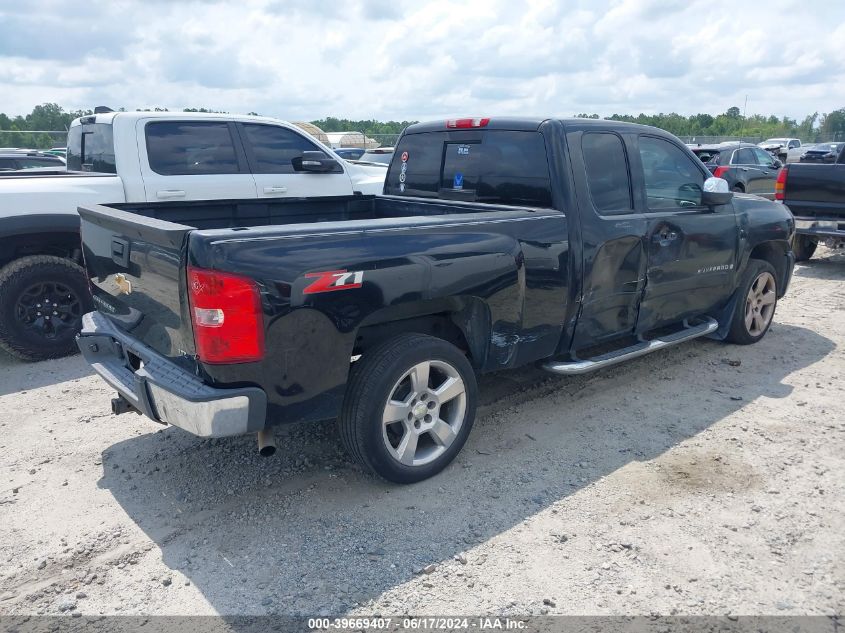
[385,130,553,208]
[692,149,721,165]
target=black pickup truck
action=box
[76,117,795,483]
[778,143,845,261]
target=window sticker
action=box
[453,172,464,190]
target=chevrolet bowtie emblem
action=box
[114,273,132,295]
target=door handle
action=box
[739,167,749,172]
[111,238,130,267]
[263,186,288,194]
[156,190,186,199]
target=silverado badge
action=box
[114,273,132,295]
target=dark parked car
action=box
[357,147,394,164]
[799,142,845,164]
[691,143,782,198]
[0,151,66,171]
[77,117,794,483]
[334,147,367,160]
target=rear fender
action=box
[355,296,492,369]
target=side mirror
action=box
[772,159,783,169]
[292,151,342,173]
[701,176,733,206]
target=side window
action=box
[145,121,239,176]
[788,140,799,149]
[733,148,756,165]
[638,136,704,209]
[0,159,15,170]
[241,124,325,174]
[17,158,62,168]
[581,132,633,214]
[752,148,775,167]
[66,123,116,173]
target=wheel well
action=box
[0,232,82,269]
[354,313,475,366]
[732,182,745,192]
[749,241,788,295]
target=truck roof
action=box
[404,117,669,135]
[71,110,297,128]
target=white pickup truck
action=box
[758,137,803,164]
[0,109,387,361]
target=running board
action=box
[541,317,719,376]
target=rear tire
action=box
[339,333,477,484]
[0,256,92,361]
[792,234,817,262]
[731,184,745,193]
[725,260,778,345]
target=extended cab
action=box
[76,117,795,483]
[778,142,845,261]
[0,110,386,360]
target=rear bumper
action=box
[77,312,266,437]
[794,218,845,240]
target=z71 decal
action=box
[302,270,364,294]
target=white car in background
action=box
[758,138,803,163]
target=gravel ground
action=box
[0,248,843,618]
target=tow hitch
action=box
[111,394,139,415]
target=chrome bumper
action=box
[77,312,266,437]
[794,218,845,238]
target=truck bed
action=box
[111,194,547,230]
[78,192,568,430]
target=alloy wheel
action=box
[381,359,467,467]
[744,271,776,336]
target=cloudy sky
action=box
[1,0,844,122]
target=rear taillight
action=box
[775,166,788,201]
[446,117,490,129]
[712,166,729,179]
[187,266,264,364]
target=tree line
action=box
[2,103,844,150]
[581,106,845,142]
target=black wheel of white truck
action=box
[339,334,477,484]
[0,256,92,361]
[725,260,778,345]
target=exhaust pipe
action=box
[257,428,276,457]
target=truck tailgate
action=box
[78,203,196,366]
[784,164,845,218]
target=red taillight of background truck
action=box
[187,266,265,364]
[775,166,788,201]
[712,166,730,179]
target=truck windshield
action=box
[66,123,116,173]
[386,130,552,208]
